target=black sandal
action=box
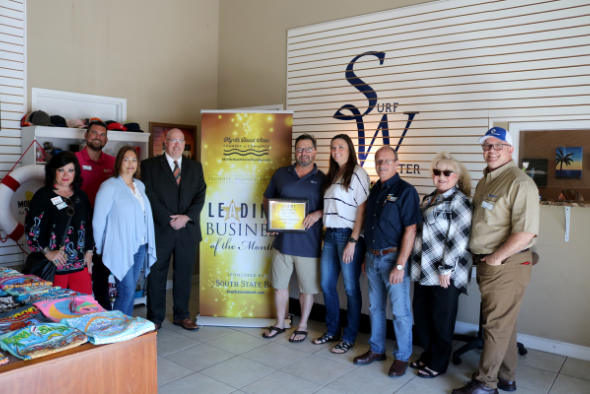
[313,332,340,345]
[262,326,286,339]
[331,340,354,354]
[417,367,442,379]
[289,330,308,343]
[409,360,425,370]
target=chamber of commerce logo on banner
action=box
[200,111,293,319]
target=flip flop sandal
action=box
[313,332,340,345]
[409,360,425,370]
[289,330,308,343]
[331,340,354,354]
[262,326,286,339]
[417,367,442,379]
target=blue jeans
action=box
[365,250,413,361]
[320,228,367,344]
[114,244,146,316]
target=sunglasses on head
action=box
[62,196,75,217]
[433,169,454,177]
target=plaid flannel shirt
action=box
[410,187,473,293]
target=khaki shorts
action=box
[269,249,321,294]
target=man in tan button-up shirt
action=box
[453,127,539,394]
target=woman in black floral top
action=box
[24,152,94,294]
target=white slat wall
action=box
[0,0,26,267]
[286,0,590,196]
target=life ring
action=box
[0,165,45,243]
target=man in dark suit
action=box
[141,128,206,331]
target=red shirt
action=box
[75,148,116,207]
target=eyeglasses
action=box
[167,139,186,144]
[62,196,75,217]
[295,147,314,153]
[433,169,454,177]
[375,159,395,165]
[482,143,510,152]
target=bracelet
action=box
[86,250,94,256]
[41,247,51,256]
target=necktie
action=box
[173,160,181,185]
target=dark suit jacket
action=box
[141,155,207,246]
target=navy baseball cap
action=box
[478,127,513,146]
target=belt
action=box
[472,248,531,261]
[368,247,399,256]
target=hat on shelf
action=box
[66,118,86,128]
[84,117,103,125]
[124,122,144,133]
[50,115,67,127]
[107,122,127,131]
[105,120,117,126]
[22,110,52,126]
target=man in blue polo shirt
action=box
[261,134,326,342]
[353,146,421,378]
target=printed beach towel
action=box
[0,305,52,334]
[0,296,21,313]
[0,350,7,365]
[0,268,24,297]
[61,310,155,345]
[34,295,105,322]
[0,275,52,295]
[0,323,87,360]
[16,288,78,305]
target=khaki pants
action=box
[475,251,533,389]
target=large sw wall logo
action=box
[333,51,418,169]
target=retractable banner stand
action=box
[198,110,293,327]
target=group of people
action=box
[262,127,539,394]
[24,121,206,331]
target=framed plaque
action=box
[267,198,309,233]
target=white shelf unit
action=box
[21,126,150,165]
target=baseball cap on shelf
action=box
[124,122,144,133]
[84,117,103,125]
[66,118,86,128]
[50,115,67,127]
[107,122,127,131]
[478,127,513,146]
[23,110,52,126]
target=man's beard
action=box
[297,156,312,167]
[87,141,104,152]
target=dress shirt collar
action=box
[165,153,182,171]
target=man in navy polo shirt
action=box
[353,146,421,378]
[261,134,326,342]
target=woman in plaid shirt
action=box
[409,152,473,379]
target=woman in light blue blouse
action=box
[93,146,157,315]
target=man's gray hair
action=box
[376,145,398,160]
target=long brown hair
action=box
[114,146,141,180]
[322,134,358,194]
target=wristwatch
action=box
[349,237,358,244]
[395,264,404,271]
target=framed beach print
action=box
[149,122,198,160]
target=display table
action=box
[0,331,157,393]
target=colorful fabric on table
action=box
[0,350,7,365]
[16,288,78,305]
[0,269,25,296]
[0,323,87,360]
[61,310,155,345]
[0,275,53,295]
[0,296,21,313]
[0,305,52,334]
[33,295,105,322]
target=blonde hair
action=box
[429,152,472,197]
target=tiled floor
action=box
[134,285,590,394]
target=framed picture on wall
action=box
[149,122,198,160]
